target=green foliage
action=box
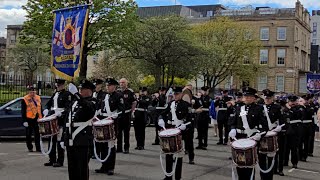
[191,17,261,88]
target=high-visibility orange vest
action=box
[23,95,43,119]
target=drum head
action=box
[159,129,181,137]
[266,131,277,137]
[38,115,56,122]
[231,139,256,149]
[93,119,113,126]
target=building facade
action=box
[0,37,6,74]
[216,1,311,94]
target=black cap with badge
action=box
[79,79,95,90]
[201,86,210,91]
[105,77,119,86]
[173,87,183,93]
[287,95,299,102]
[262,89,275,98]
[242,87,257,97]
[93,78,104,85]
[55,79,66,85]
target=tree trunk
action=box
[154,66,162,88]
[79,43,88,79]
[162,65,165,87]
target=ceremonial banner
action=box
[306,73,320,94]
[51,5,89,81]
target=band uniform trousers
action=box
[259,153,274,180]
[299,123,312,160]
[165,155,183,180]
[197,113,209,147]
[26,119,40,151]
[154,109,163,144]
[274,132,286,173]
[96,142,116,171]
[117,112,131,151]
[217,110,229,143]
[134,110,146,147]
[183,126,194,161]
[309,124,317,155]
[67,146,90,180]
[49,134,64,164]
[285,125,300,165]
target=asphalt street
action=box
[0,126,319,180]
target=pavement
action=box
[0,126,319,180]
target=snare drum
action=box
[93,119,115,142]
[38,115,59,137]
[231,139,257,167]
[259,131,278,154]
[159,129,182,154]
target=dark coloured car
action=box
[0,96,50,138]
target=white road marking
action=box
[0,153,8,155]
[288,168,319,174]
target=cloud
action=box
[0,0,27,9]
[0,8,26,37]
[219,0,320,9]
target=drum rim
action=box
[93,119,114,126]
[265,131,277,137]
[231,139,257,149]
[38,115,57,122]
[158,128,181,137]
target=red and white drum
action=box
[38,115,59,137]
[231,139,258,167]
[92,119,115,142]
[159,129,182,154]
[259,131,278,154]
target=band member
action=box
[43,79,72,167]
[134,87,150,150]
[93,78,105,101]
[259,89,283,179]
[152,87,167,145]
[95,78,125,175]
[229,87,268,180]
[308,95,318,157]
[21,85,42,152]
[117,78,136,153]
[283,95,303,169]
[215,90,231,145]
[158,87,192,180]
[196,86,211,150]
[299,95,313,162]
[63,80,96,180]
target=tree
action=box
[191,17,261,88]
[20,0,138,78]
[10,43,50,84]
[117,15,199,88]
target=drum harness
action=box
[159,101,190,177]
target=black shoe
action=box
[44,162,54,166]
[152,142,160,145]
[278,171,284,176]
[195,146,202,149]
[107,170,114,175]
[124,150,129,154]
[189,160,195,164]
[137,146,144,150]
[134,147,139,150]
[228,157,232,160]
[116,149,123,153]
[301,158,307,162]
[308,153,314,157]
[163,177,172,180]
[292,164,297,168]
[201,147,207,150]
[28,149,33,152]
[216,142,223,145]
[95,168,107,173]
[53,163,63,167]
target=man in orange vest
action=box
[21,85,43,152]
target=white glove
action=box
[108,140,115,148]
[251,133,261,141]
[191,109,195,113]
[272,125,282,133]
[158,119,165,128]
[43,109,49,117]
[178,124,186,131]
[60,142,65,150]
[68,83,78,95]
[23,122,28,127]
[54,110,62,117]
[229,129,236,139]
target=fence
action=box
[0,74,55,105]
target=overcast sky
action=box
[0,0,319,38]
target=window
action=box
[260,49,268,65]
[258,76,268,91]
[312,39,317,45]
[277,27,287,40]
[243,56,250,64]
[299,76,307,93]
[313,31,317,38]
[277,49,286,65]
[295,27,298,41]
[275,75,284,92]
[207,11,213,17]
[7,100,22,111]
[10,35,16,44]
[260,27,269,40]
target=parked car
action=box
[0,96,50,138]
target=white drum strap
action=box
[231,163,255,180]
[256,156,275,174]
[40,136,53,156]
[160,152,178,177]
[93,140,114,163]
[104,94,112,115]
[57,127,63,141]
[263,105,272,130]
[240,106,249,129]
[53,92,59,109]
